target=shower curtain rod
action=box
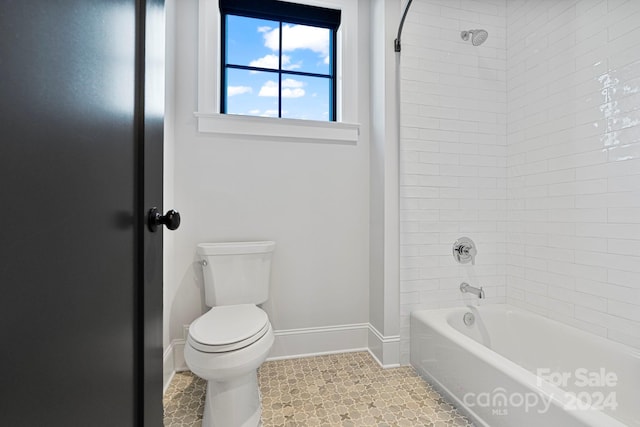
[394,0,414,52]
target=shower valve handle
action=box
[462,245,477,265]
[453,237,477,265]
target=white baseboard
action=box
[163,343,175,395]
[163,339,187,394]
[367,324,400,368]
[163,322,397,393]
[267,323,369,361]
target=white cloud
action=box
[257,26,272,33]
[249,54,279,69]
[261,109,279,117]
[249,54,301,71]
[282,78,304,88]
[283,60,302,71]
[282,88,305,98]
[258,80,278,97]
[258,80,306,98]
[282,78,305,98]
[248,109,260,115]
[262,24,329,57]
[227,86,252,96]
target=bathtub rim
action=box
[419,304,640,359]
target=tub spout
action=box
[460,282,484,299]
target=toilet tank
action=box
[196,241,275,306]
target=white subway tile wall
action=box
[400,0,640,364]
[506,0,640,349]
[399,0,508,364]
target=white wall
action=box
[506,0,640,350]
[368,0,401,367]
[399,0,508,364]
[164,0,371,357]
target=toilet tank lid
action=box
[197,241,275,255]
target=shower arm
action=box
[394,0,414,52]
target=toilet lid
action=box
[188,304,269,353]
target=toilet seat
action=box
[188,304,270,353]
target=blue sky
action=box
[225,15,331,121]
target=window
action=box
[220,0,341,121]
[196,0,359,143]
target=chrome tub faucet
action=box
[460,282,485,299]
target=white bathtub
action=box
[410,304,639,427]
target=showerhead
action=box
[461,29,488,46]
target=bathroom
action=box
[4,0,636,425]
[160,0,640,425]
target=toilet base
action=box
[201,370,262,427]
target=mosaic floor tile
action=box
[163,370,206,427]
[164,351,473,426]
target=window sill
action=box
[194,112,360,144]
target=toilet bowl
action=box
[184,242,276,427]
[185,305,274,427]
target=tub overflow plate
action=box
[463,312,475,326]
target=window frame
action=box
[196,0,360,144]
[219,12,338,121]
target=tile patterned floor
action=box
[163,370,207,426]
[163,351,473,427]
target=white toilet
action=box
[184,241,276,427]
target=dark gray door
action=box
[0,1,164,425]
[141,0,166,425]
